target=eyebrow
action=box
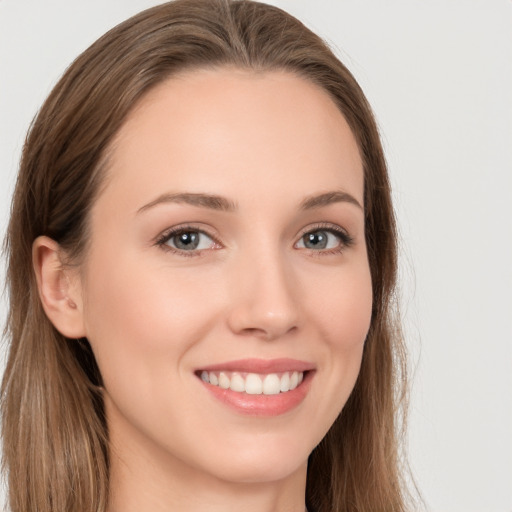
[137,192,237,214]
[300,190,363,210]
[137,189,362,215]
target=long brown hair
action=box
[2,1,409,510]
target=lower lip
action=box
[199,371,314,417]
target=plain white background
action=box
[1,1,511,511]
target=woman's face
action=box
[78,68,372,485]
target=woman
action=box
[1,0,409,511]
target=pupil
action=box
[305,231,327,249]
[175,232,199,250]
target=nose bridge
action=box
[227,236,299,340]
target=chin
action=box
[212,455,308,485]
[195,432,313,485]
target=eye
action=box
[296,230,339,250]
[157,228,218,253]
[295,226,353,253]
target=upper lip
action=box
[197,358,315,374]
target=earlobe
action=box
[32,236,86,338]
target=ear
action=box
[32,236,86,338]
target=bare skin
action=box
[34,68,372,512]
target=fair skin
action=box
[34,68,372,512]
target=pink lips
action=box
[199,357,315,374]
[197,358,315,416]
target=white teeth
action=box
[289,371,299,390]
[201,370,305,395]
[218,372,230,389]
[230,373,245,392]
[245,373,263,394]
[280,372,290,392]
[263,374,281,395]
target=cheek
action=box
[303,259,372,420]
[307,258,373,350]
[79,251,225,452]
[80,251,218,386]
[332,265,372,370]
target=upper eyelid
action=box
[155,224,219,243]
[296,222,352,238]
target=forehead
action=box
[99,67,364,213]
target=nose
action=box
[226,249,300,341]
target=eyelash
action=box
[295,223,354,256]
[155,224,220,257]
[154,223,354,257]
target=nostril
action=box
[239,325,297,341]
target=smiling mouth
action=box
[198,370,305,395]
[195,358,315,415]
